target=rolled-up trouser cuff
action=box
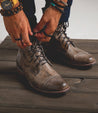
[43,0,73,23]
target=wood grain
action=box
[0,38,98,113]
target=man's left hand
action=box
[33,6,62,42]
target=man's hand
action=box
[3,10,33,48]
[33,6,62,42]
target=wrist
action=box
[53,0,68,7]
[50,3,64,14]
[50,0,68,14]
[49,5,62,17]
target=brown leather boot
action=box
[43,22,96,67]
[16,38,70,94]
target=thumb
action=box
[33,17,47,33]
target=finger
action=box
[34,21,54,39]
[34,29,53,42]
[10,34,16,43]
[43,31,53,37]
[16,40,27,49]
[21,30,32,46]
[16,40,25,49]
[37,36,51,42]
[26,17,33,36]
[36,32,52,41]
[13,33,27,48]
[33,16,47,32]
[34,30,52,42]
[35,32,45,39]
[28,28,33,36]
[27,22,33,36]
[22,39,29,47]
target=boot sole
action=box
[16,64,70,94]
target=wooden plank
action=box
[0,37,98,53]
[71,79,98,93]
[0,66,98,112]
[0,107,88,113]
[43,39,98,54]
[0,61,98,93]
[0,73,98,93]
[0,48,97,62]
[0,108,91,113]
[0,64,98,94]
[0,38,97,79]
[0,36,18,50]
[0,58,98,79]
[0,49,17,61]
[0,39,98,113]
[0,74,81,90]
[0,39,98,111]
[53,63,98,79]
[0,49,97,79]
[0,61,16,74]
[71,39,98,53]
[0,59,82,90]
[0,48,98,79]
[0,61,81,89]
[0,89,98,112]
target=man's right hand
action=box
[3,10,33,48]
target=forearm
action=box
[50,0,68,14]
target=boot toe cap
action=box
[89,57,96,64]
[74,52,96,65]
[44,76,70,93]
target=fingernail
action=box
[31,32,33,35]
[30,43,32,45]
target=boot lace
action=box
[27,40,52,66]
[55,22,75,49]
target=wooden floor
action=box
[0,37,98,113]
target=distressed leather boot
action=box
[16,38,70,94]
[43,22,96,67]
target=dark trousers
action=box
[21,0,73,29]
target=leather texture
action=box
[16,39,70,93]
[43,22,96,66]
